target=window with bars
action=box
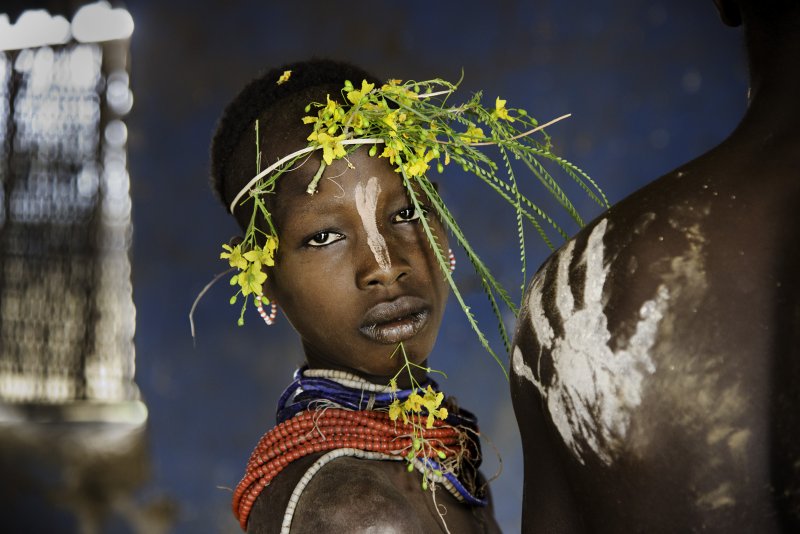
[0,5,140,408]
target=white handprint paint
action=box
[513,219,669,465]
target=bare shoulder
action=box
[246,455,427,534]
[247,454,499,534]
[510,137,800,531]
[288,457,426,534]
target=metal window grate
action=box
[0,38,138,405]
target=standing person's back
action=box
[510,1,800,531]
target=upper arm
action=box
[511,291,585,533]
[510,231,604,532]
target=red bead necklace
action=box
[232,407,471,530]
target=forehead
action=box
[270,148,408,225]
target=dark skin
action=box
[230,138,500,532]
[511,1,800,532]
[263,149,448,383]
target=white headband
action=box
[228,139,388,213]
[226,90,462,213]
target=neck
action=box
[736,18,800,138]
[303,359,430,389]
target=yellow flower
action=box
[348,111,367,131]
[243,241,277,268]
[237,261,267,296]
[404,149,434,177]
[307,131,347,165]
[380,138,408,165]
[462,126,485,144]
[422,385,444,411]
[324,94,338,116]
[382,110,399,132]
[346,79,375,104]
[494,97,513,121]
[414,386,445,428]
[426,407,449,429]
[425,413,436,429]
[220,244,247,270]
[276,70,292,85]
[405,158,429,177]
[404,392,424,413]
[389,399,403,421]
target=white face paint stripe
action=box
[354,177,391,271]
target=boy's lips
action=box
[359,296,430,344]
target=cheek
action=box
[269,259,351,316]
[409,224,447,274]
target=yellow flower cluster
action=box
[215,73,595,340]
[299,78,517,181]
[385,346,452,490]
[220,236,279,302]
[388,384,449,429]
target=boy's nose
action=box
[356,240,409,289]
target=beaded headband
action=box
[219,70,607,373]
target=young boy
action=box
[210,59,501,533]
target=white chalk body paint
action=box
[656,217,747,510]
[519,219,668,465]
[517,205,753,511]
[512,346,537,389]
[354,176,391,271]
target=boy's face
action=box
[264,147,450,381]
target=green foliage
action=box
[227,75,607,372]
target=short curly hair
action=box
[209,58,381,219]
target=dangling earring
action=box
[255,294,278,326]
[448,248,456,273]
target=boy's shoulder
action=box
[247,454,427,534]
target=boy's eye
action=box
[393,206,421,223]
[306,231,344,247]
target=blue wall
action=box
[125,0,747,531]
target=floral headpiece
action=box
[220,70,606,374]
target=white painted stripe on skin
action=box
[512,345,543,395]
[354,177,391,271]
[527,275,554,350]
[555,240,576,317]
